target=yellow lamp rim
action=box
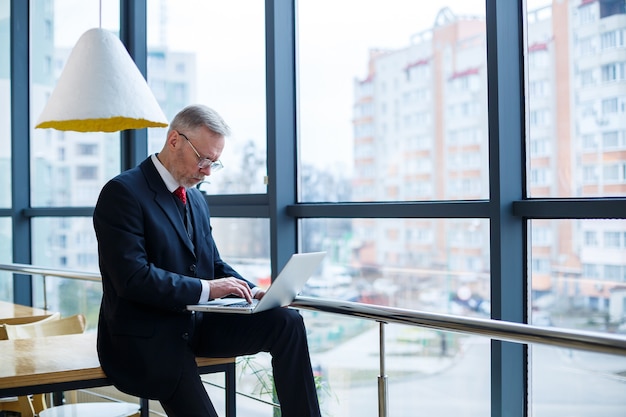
[35,116,168,133]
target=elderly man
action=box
[93,104,321,417]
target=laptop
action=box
[186,251,326,314]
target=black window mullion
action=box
[265,0,298,277]
[10,0,32,305]
[513,198,626,219]
[119,0,148,171]
[487,1,527,417]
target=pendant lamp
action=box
[35,28,168,132]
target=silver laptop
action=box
[186,251,326,314]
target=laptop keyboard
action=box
[225,301,254,308]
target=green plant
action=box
[237,355,335,417]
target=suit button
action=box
[182,332,189,340]
[189,264,197,275]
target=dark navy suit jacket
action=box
[93,157,254,399]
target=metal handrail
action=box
[0,263,101,282]
[2,262,625,356]
[291,296,626,357]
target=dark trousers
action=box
[159,308,321,417]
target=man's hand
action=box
[209,277,253,303]
[253,289,266,300]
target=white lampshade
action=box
[36,28,168,132]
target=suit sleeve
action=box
[94,178,203,311]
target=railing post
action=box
[378,321,388,417]
[43,275,48,310]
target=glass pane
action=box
[210,218,270,287]
[301,218,490,316]
[298,1,488,203]
[148,1,267,195]
[202,217,273,413]
[531,347,626,416]
[0,217,13,301]
[527,1,626,197]
[31,217,100,328]
[29,217,270,331]
[530,219,626,330]
[30,0,121,207]
[0,0,9,209]
[530,219,626,415]
[306,317,490,416]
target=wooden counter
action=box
[0,301,54,325]
[0,332,236,416]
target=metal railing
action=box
[291,296,626,417]
[291,296,626,357]
[0,263,102,282]
[3,262,626,417]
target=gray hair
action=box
[168,104,231,137]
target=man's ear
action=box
[166,130,180,149]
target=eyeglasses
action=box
[177,131,224,172]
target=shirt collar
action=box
[151,153,181,193]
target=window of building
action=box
[601,30,617,49]
[602,97,619,114]
[582,134,597,150]
[583,262,601,278]
[76,143,98,156]
[603,164,623,183]
[531,258,551,273]
[604,231,621,248]
[577,36,595,56]
[602,62,625,82]
[578,4,596,25]
[583,165,598,183]
[604,264,622,280]
[530,138,551,156]
[584,230,599,246]
[579,68,595,86]
[602,131,620,148]
[528,49,549,68]
[529,109,550,126]
[529,79,550,97]
[76,166,98,180]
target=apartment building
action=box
[352,0,626,322]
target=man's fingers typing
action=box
[209,277,253,302]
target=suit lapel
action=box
[140,159,196,256]
[187,188,209,246]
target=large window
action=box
[4,1,626,416]
[147,0,267,196]
[30,0,121,208]
[529,219,626,415]
[210,217,271,287]
[31,217,100,328]
[300,218,490,314]
[298,0,489,203]
[528,0,626,198]
[526,1,626,415]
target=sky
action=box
[53,0,554,171]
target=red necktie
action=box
[173,186,187,205]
